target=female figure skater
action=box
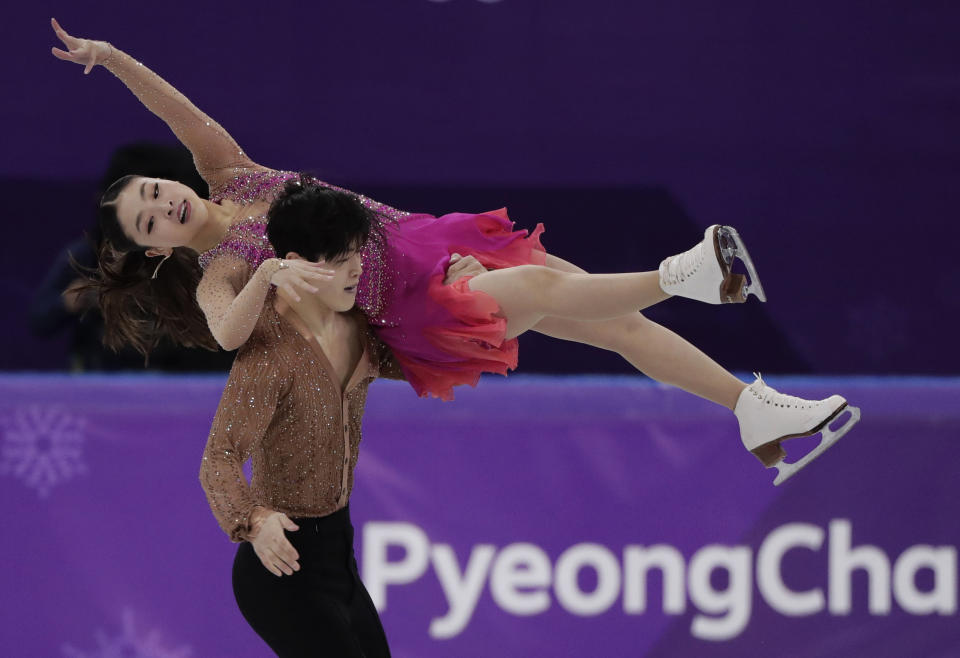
[50,19,858,484]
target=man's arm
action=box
[199,349,284,541]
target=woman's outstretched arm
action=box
[50,17,254,179]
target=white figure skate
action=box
[734,375,861,486]
[659,225,767,304]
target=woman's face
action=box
[113,177,207,249]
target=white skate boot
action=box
[734,375,861,486]
[659,225,766,303]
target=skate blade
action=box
[772,405,861,486]
[717,226,767,302]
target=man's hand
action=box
[248,509,301,577]
[443,253,487,285]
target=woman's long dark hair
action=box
[87,243,219,355]
[75,173,219,357]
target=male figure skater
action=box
[200,185,482,657]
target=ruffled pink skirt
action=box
[366,208,545,400]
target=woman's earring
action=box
[151,253,172,279]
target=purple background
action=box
[3,375,959,657]
[5,0,959,373]
[4,2,959,657]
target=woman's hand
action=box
[248,509,301,577]
[50,18,111,74]
[264,258,335,303]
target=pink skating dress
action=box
[200,169,545,401]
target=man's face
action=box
[290,248,363,313]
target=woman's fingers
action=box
[51,18,77,48]
[289,267,334,280]
[280,282,301,303]
[51,17,67,39]
[51,18,99,73]
[292,261,335,276]
[294,279,319,294]
[51,47,75,61]
[302,270,334,281]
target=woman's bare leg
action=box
[531,313,745,409]
[467,266,668,338]
[527,255,862,482]
[532,254,745,409]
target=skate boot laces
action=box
[748,373,820,411]
[660,240,704,285]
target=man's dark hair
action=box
[267,175,384,262]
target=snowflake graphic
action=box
[62,609,193,658]
[0,405,88,497]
